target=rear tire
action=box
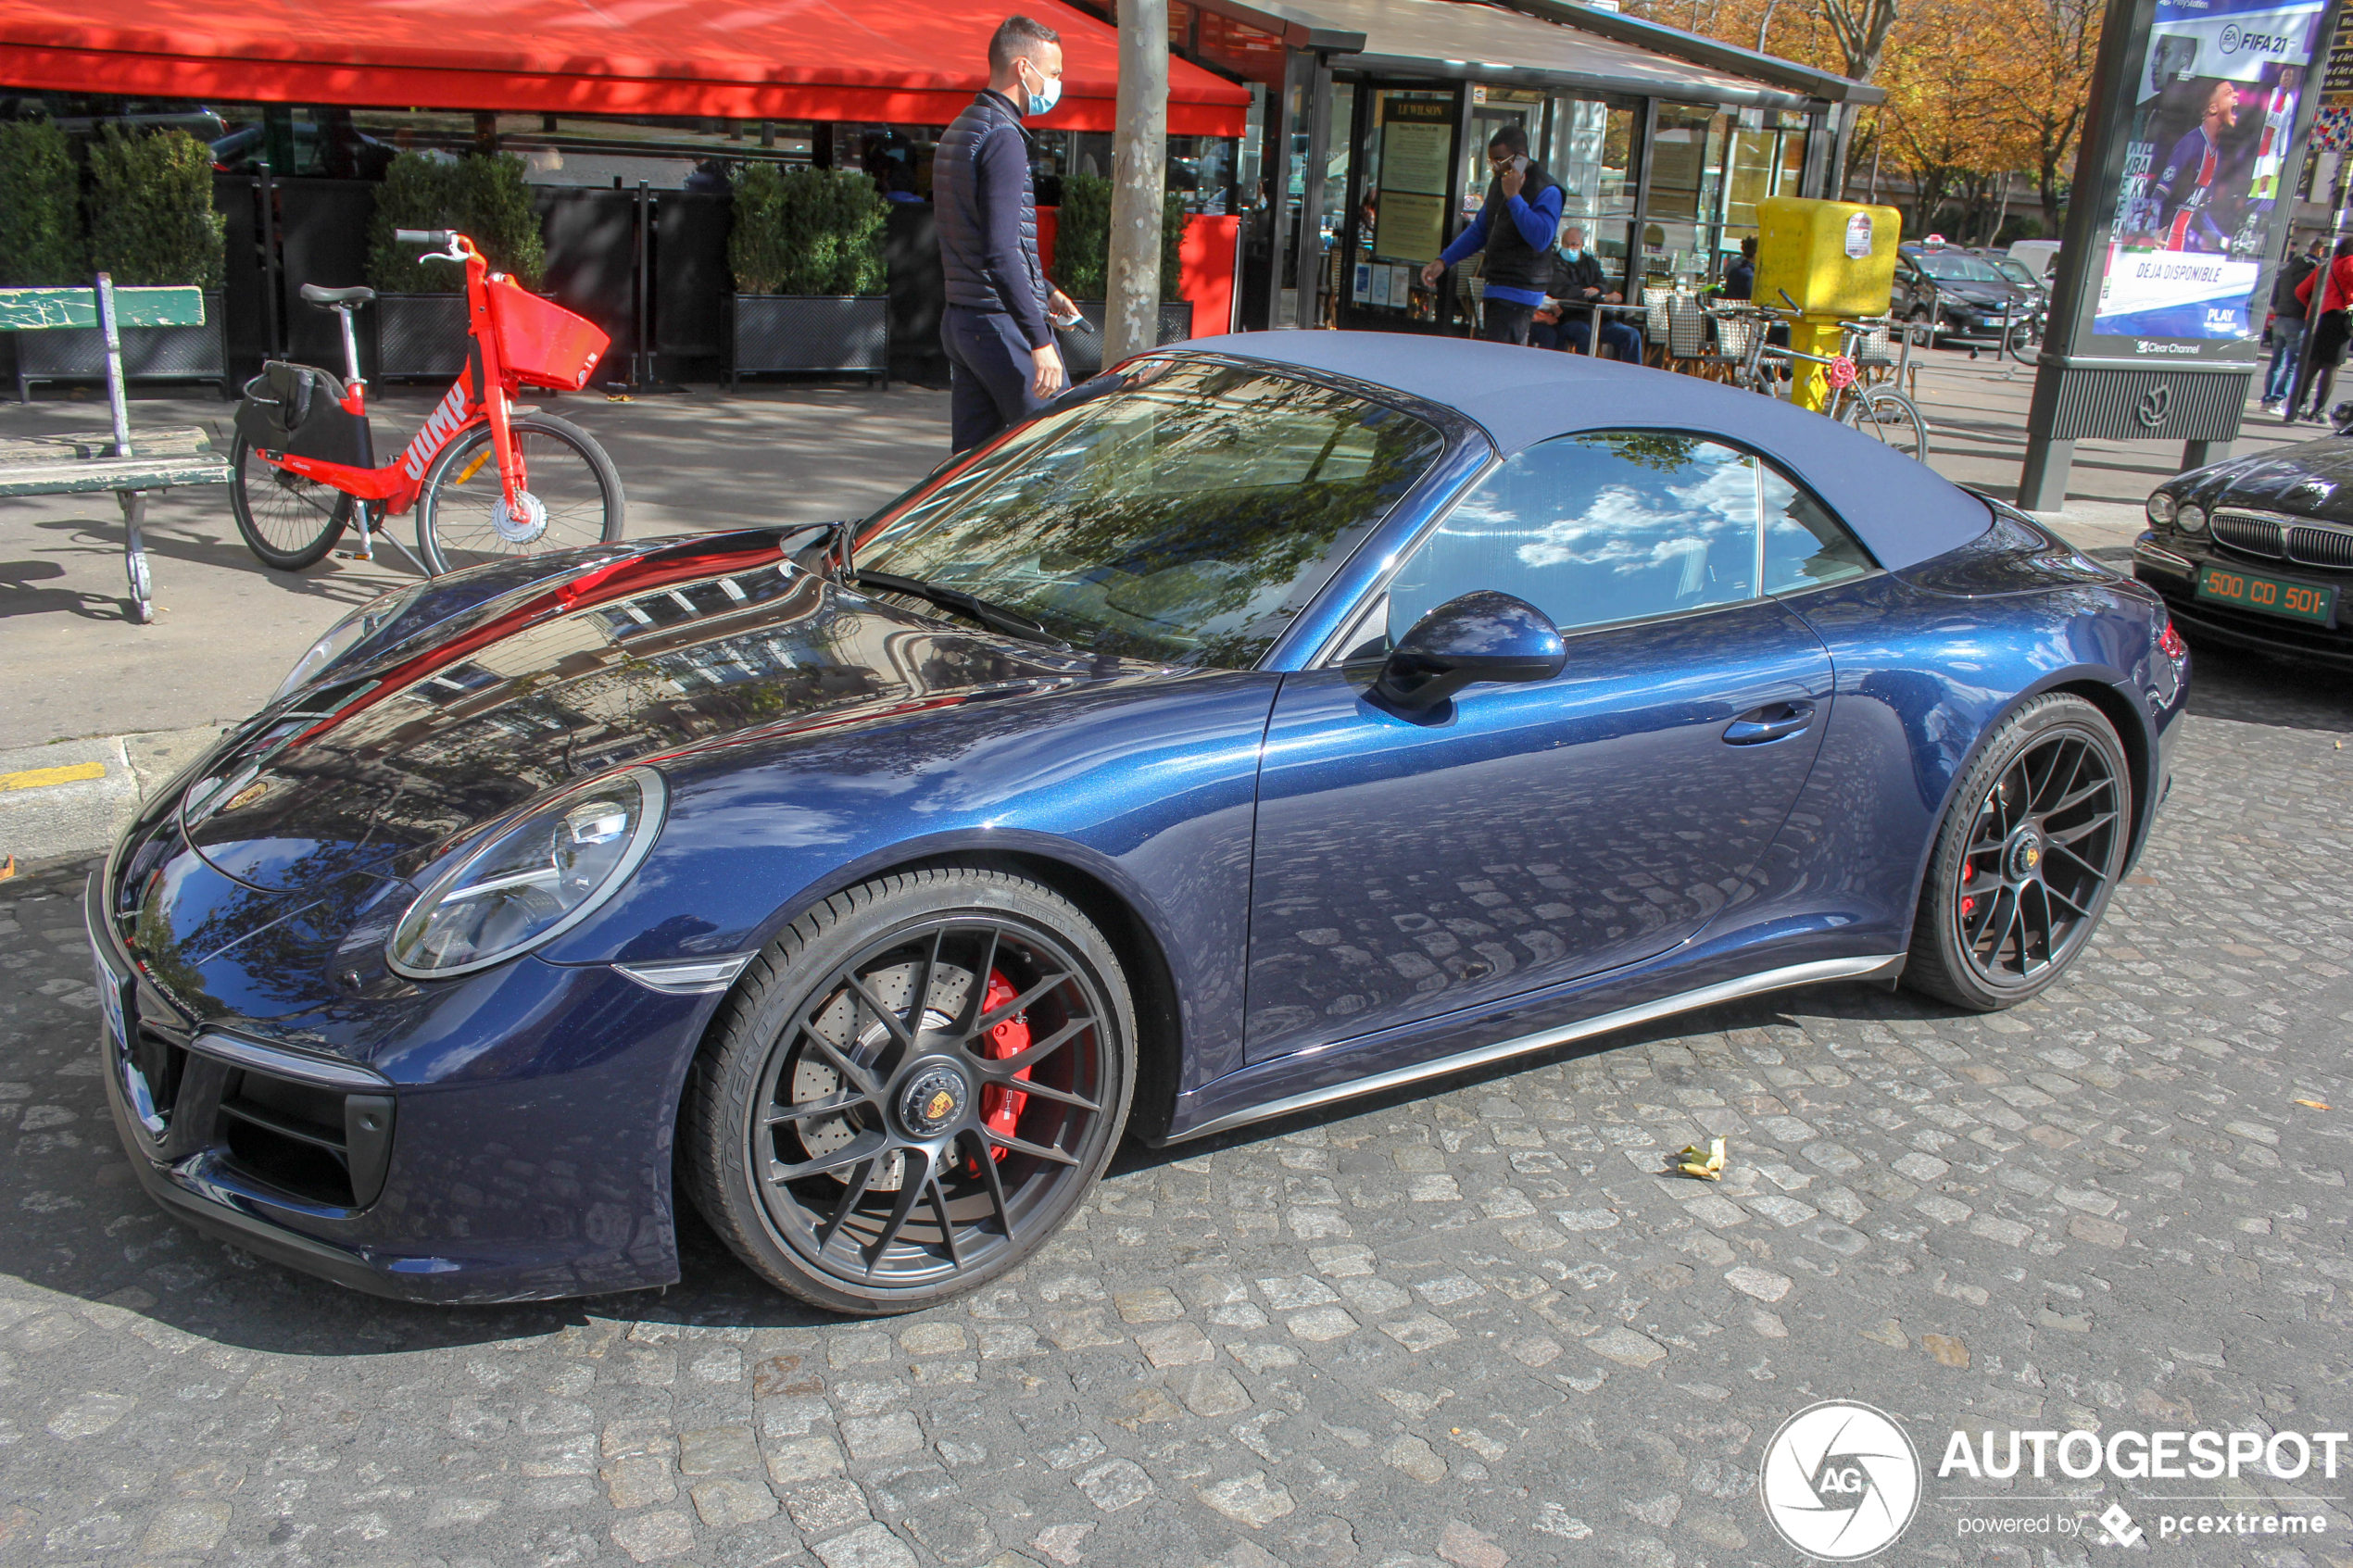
[681,867,1136,1315]
[229,433,351,571]
[413,411,624,575]
[1903,694,2131,1011]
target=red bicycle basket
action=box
[486,277,608,390]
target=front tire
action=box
[681,867,1136,1315]
[1903,694,2132,1011]
[1840,386,1928,463]
[413,411,624,575]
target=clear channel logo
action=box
[1759,1400,1923,1560]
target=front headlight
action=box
[273,587,417,702]
[2145,490,2177,525]
[2176,502,2208,536]
[388,768,666,979]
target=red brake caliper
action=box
[975,971,1030,1163]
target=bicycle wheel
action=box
[229,433,352,571]
[414,412,625,575]
[1840,386,1929,463]
[2005,317,2042,364]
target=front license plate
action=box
[2195,563,2337,626]
[92,935,125,1050]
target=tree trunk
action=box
[1105,0,1170,366]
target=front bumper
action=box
[2133,531,2353,671]
[88,864,720,1305]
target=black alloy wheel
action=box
[682,868,1134,1314]
[1905,694,2131,1010]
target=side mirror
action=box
[1371,591,1567,711]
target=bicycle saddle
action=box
[300,283,377,308]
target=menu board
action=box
[1381,121,1452,197]
[1374,191,1448,264]
[1372,95,1454,270]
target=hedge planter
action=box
[1059,301,1194,382]
[374,293,472,383]
[731,295,888,388]
[14,289,227,401]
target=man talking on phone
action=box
[1420,125,1561,345]
[936,14,1085,451]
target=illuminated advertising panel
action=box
[2087,0,2328,358]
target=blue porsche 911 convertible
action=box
[89,335,2188,1313]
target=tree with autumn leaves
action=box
[1626,0,2100,239]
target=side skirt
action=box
[1165,953,1906,1145]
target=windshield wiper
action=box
[849,570,1070,650]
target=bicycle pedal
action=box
[338,546,375,562]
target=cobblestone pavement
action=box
[2,642,2348,1568]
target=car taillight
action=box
[2158,620,2187,661]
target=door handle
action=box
[1723,699,1817,746]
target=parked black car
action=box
[2139,443,2353,668]
[1894,244,2038,347]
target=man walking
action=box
[1420,125,1561,345]
[935,15,1082,452]
[2263,235,2322,414]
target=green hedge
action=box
[1051,173,1184,302]
[0,120,84,286]
[728,165,885,295]
[87,126,223,290]
[367,153,547,293]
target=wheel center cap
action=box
[2007,830,2045,879]
[898,1065,968,1137]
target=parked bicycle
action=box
[1729,298,1929,463]
[229,230,624,576]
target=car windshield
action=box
[1917,253,2006,284]
[1986,257,2038,287]
[856,360,1447,669]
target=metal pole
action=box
[258,162,283,359]
[635,179,653,387]
[1105,0,1170,364]
[1293,56,1333,328]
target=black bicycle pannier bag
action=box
[235,361,373,469]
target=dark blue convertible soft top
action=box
[1179,332,1993,573]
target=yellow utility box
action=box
[1752,196,1901,413]
[1753,196,1900,318]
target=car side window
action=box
[1384,432,1761,644]
[1760,461,1876,595]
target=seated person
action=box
[1719,236,1757,301]
[1530,227,1643,361]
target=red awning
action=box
[0,0,1252,136]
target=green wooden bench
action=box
[0,278,231,624]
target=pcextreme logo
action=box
[1758,1400,1923,1561]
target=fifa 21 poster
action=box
[2093,0,2327,354]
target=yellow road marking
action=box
[0,760,106,792]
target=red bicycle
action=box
[230,229,624,575]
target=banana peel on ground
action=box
[1671,1137,1727,1181]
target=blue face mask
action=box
[1018,60,1062,119]
[1560,246,1584,261]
